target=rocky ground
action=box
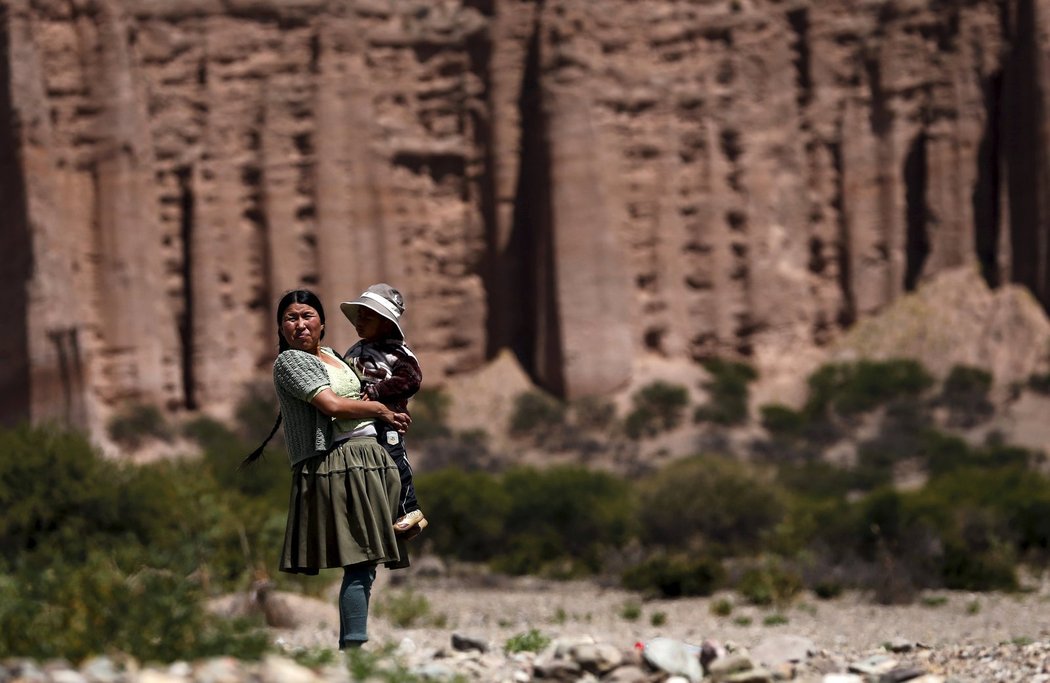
[7,560,1050,682]
[255,559,1050,682]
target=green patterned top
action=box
[272,347,373,467]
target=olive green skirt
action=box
[280,436,406,574]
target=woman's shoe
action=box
[394,509,427,533]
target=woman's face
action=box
[280,303,324,353]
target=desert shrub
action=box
[508,390,565,440]
[345,645,431,682]
[920,465,1050,557]
[408,387,453,441]
[923,431,1033,479]
[619,601,642,621]
[775,461,860,500]
[812,579,844,600]
[572,396,617,432]
[0,425,123,563]
[830,476,1030,593]
[735,558,803,607]
[1026,371,1050,395]
[940,525,1018,591]
[710,598,734,616]
[637,455,784,555]
[414,468,510,562]
[760,403,806,437]
[505,629,551,654]
[374,589,433,628]
[0,551,268,663]
[624,381,690,439]
[770,494,858,561]
[107,403,172,448]
[621,553,724,598]
[851,445,902,491]
[694,358,757,425]
[0,424,279,593]
[805,359,934,418]
[495,466,636,575]
[939,365,994,427]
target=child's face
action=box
[354,307,394,341]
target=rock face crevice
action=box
[2,0,1049,438]
[0,3,33,426]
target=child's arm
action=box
[364,344,423,403]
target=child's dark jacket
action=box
[343,338,422,413]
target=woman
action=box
[245,289,410,649]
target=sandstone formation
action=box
[2,0,1050,440]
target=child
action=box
[340,283,427,538]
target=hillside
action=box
[6,0,1050,456]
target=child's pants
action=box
[376,424,419,518]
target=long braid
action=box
[240,413,282,468]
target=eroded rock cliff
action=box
[2,0,1048,438]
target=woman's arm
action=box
[310,388,411,431]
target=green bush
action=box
[812,579,843,600]
[619,601,642,621]
[637,456,784,554]
[345,645,432,682]
[414,469,511,562]
[621,553,724,598]
[0,551,268,663]
[374,590,433,628]
[1026,372,1050,395]
[572,396,617,432]
[939,365,994,427]
[710,598,733,616]
[108,404,172,449]
[735,558,803,607]
[0,423,282,591]
[805,359,934,418]
[408,387,453,441]
[508,391,565,439]
[923,431,1034,479]
[760,404,806,437]
[497,466,636,575]
[624,381,690,439]
[505,629,551,654]
[694,358,757,425]
[775,461,861,500]
[0,425,123,563]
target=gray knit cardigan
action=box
[273,348,340,467]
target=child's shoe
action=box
[394,509,427,534]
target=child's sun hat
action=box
[340,283,406,340]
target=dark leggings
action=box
[339,563,377,648]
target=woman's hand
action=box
[381,407,411,433]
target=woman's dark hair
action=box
[242,288,325,467]
[275,288,326,351]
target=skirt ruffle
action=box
[280,436,406,574]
